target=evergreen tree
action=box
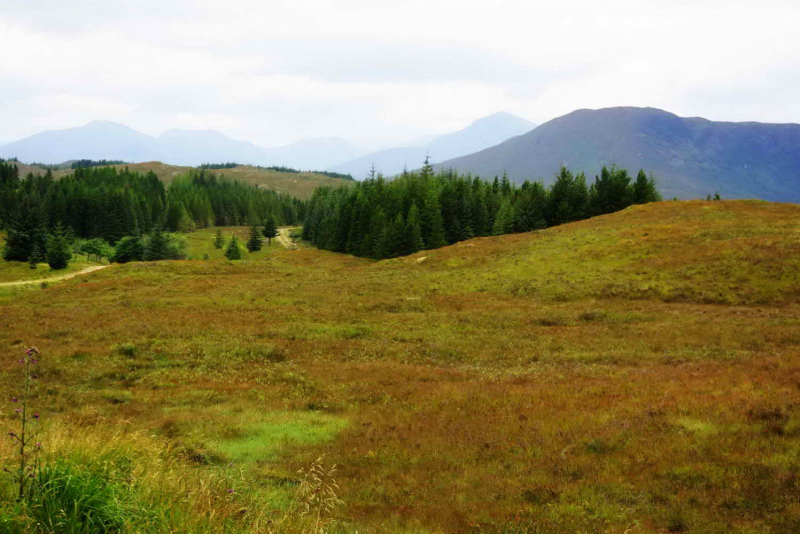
[263,216,279,246]
[297,159,661,258]
[143,227,170,261]
[404,204,424,254]
[213,228,225,249]
[225,236,242,260]
[493,200,516,235]
[246,224,263,252]
[633,169,662,204]
[421,189,447,249]
[28,243,42,269]
[45,223,72,270]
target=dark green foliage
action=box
[111,236,145,263]
[263,216,279,246]
[45,223,72,270]
[0,165,304,263]
[199,162,354,180]
[589,166,634,215]
[225,236,242,260]
[633,169,662,204]
[28,243,42,269]
[303,163,660,259]
[2,196,47,262]
[71,159,127,169]
[404,203,424,255]
[213,228,225,249]
[246,224,263,252]
[143,228,170,261]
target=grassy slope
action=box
[1,201,799,533]
[0,232,104,283]
[49,162,351,200]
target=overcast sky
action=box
[1,0,798,148]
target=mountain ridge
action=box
[328,112,537,179]
[434,107,800,202]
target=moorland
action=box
[1,199,799,533]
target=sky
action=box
[1,0,799,148]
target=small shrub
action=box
[29,461,130,532]
[578,310,608,322]
[114,343,137,358]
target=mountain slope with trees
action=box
[434,107,800,202]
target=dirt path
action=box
[276,227,299,250]
[0,265,108,287]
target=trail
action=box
[0,265,108,287]
[276,227,299,250]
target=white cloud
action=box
[1,0,798,147]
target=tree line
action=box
[0,162,305,267]
[301,160,661,259]
[199,163,354,181]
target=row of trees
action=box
[198,162,354,181]
[0,162,306,266]
[302,161,661,259]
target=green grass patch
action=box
[209,411,348,465]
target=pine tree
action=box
[28,244,42,269]
[225,236,242,260]
[45,223,72,270]
[404,204,424,254]
[213,228,225,249]
[263,216,279,246]
[246,224,263,252]
[421,189,447,250]
[143,227,170,261]
[493,200,516,235]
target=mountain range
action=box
[328,112,537,179]
[3,107,799,202]
[0,112,533,173]
[435,107,800,202]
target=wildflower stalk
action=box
[5,346,41,502]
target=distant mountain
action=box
[266,138,366,170]
[0,122,366,171]
[0,121,160,164]
[329,112,537,179]
[157,129,267,166]
[434,107,800,202]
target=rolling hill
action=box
[435,107,800,202]
[329,111,536,179]
[45,161,351,200]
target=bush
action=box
[111,236,144,263]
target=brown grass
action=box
[1,200,799,533]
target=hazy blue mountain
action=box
[265,138,366,170]
[0,121,161,164]
[158,129,268,166]
[329,112,537,179]
[0,122,367,171]
[434,107,800,202]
